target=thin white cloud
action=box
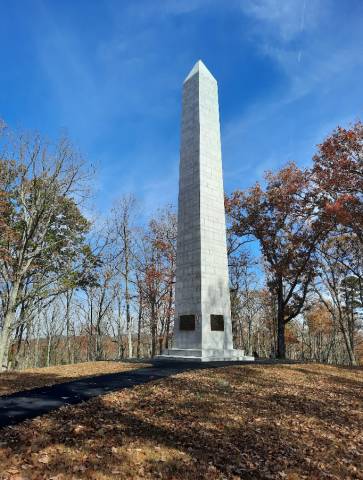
[240,0,318,42]
[223,0,362,158]
[222,0,363,192]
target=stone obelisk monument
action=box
[158,61,251,362]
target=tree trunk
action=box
[277,317,286,359]
[89,291,94,361]
[34,333,40,368]
[150,303,157,358]
[276,277,286,359]
[247,317,252,355]
[0,282,20,370]
[339,321,357,366]
[46,335,52,367]
[0,319,13,370]
[137,294,142,359]
[127,310,133,359]
[165,283,173,350]
[95,314,102,361]
[13,322,25,368]
[65,290,74,364]
[123,223,133,359]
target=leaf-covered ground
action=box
[0,361,149,396]
[0,363,362,480]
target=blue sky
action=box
[1,0,362,220]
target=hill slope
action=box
[0,363,362,480]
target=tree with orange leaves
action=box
[227,163,326,359]
[135,207,176,357]
[312,122,363,364]
[312,121,363,243]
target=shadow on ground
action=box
[0,360,258,428]
[0,371,78,397]
[0,360,152,397]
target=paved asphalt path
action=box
[0,359,276,429]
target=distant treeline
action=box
[0,119,362,370]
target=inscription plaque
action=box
[210,314,224,331]
[179,314,196,331]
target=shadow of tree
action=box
[0,361,151,397]
[288,366,363,402]
[0,371,71,396]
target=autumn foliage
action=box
[313,122,363,241]
[226,163,324,358]
[227,121,363,363]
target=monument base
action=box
[155,348,255,362]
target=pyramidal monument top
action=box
[184,59,216,83]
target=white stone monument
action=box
[158,61,253,362]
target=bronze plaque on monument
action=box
[210,314,224,331]
[179,315,196,331]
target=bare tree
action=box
[315,234,362,365]
[0,123,90,369]
[111,196,138,358]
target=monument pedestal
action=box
[156,348,254,362]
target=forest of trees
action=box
[0,119,362,371]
